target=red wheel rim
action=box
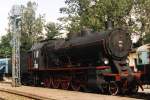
[71,80,81,91]
[52,78,60,89]
[61,80,70,90]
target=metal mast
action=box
[10,5,22,87]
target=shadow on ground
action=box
[119,92,150,100]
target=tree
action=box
[21,1,45,42]
[45,22,62,39]
[8,1,45,53]
[59,0,134,33]
[137,0,150,44]
[0,33,11,57]
[127,0,150,45]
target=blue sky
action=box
[0,0,65,37]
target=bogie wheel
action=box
[71,80,81,91]
[108,82,119,95]
[61,79,71,90]
[52,77,60,89]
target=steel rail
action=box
[0,88,55,100]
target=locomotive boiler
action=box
[24,28,142,95]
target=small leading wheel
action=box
[52,77,60,89]
[71,80,81,91]
[108,82,119,95]
[61,79,71,90]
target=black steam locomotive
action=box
[21,28,142,95]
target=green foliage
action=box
[136,0,150,44]
[59,0,134,33]
[21,1,45,43]
[15,1,45,53]
[45,22,62,39]
[143,34,150,44]
[0,1,46,57]
[0,33,11,58]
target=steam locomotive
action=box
[21,28,142,95]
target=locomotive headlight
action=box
[104,58,109,65]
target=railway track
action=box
[0,88,54,100]
[0,82,150,100]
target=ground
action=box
[0,82,150,100]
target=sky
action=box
[0,0,65,37]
